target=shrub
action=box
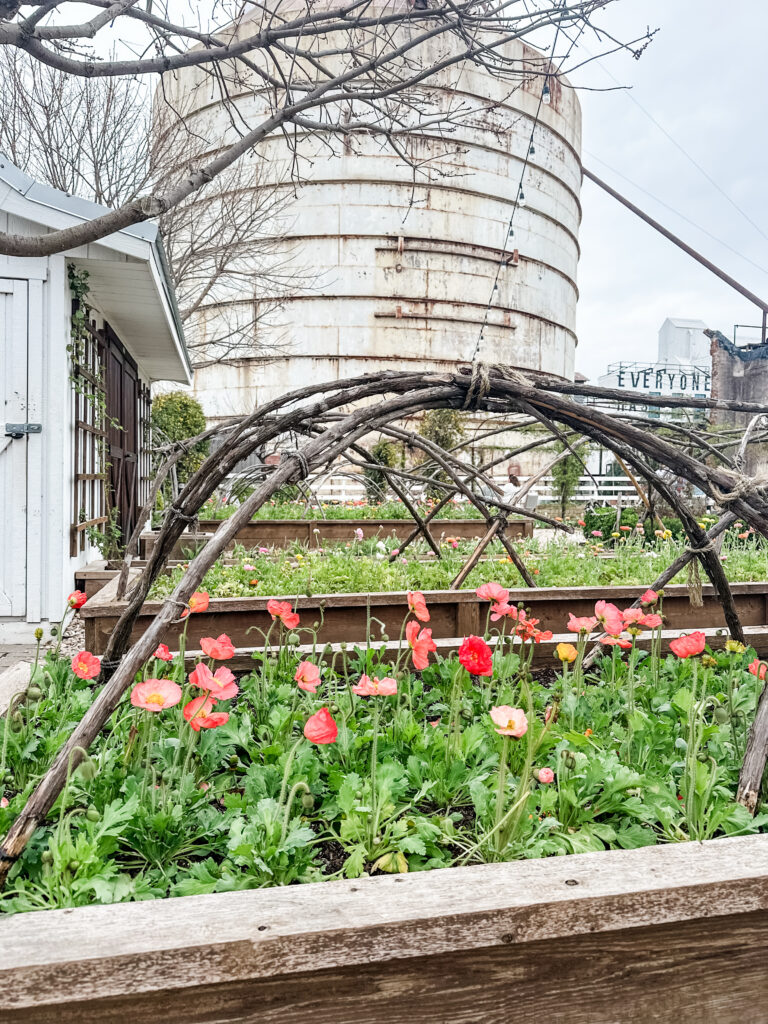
[363,439,398,503]
[151,392,209,486]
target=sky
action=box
[565,0,768,381]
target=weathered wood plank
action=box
[0,661,30,717]
[2,836,768,1022]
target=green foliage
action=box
[418,410,465,498]
[550,442,585,518]
[582,506,639,543]
[150,392,209,486]
[363,439,398,503]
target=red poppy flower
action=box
[183,695,229,731]
[295,660,321,692]
[266,599,300,629]
[669,631,706,659]
[189,663,239,699]
[406,620,437,671]
[459,635,493,677]
[181,591,210,618]
[303,707,338,744]
[407,590,430,623]
[67,590,87,609]
[200,633,236,660]
[154,643,173,662]
[71,650,101,679]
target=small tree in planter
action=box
[551,441,585,519]
[151,393,210,504]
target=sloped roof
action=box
[0,156,192,384]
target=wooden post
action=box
[450,518,501,589]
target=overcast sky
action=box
[566,0,768,380]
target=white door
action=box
[0,279,29,617]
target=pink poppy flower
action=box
[259,547,269,554]
[476,582,510,604]
[0,796,8,808]
[459,635,493,677]
[537,767,555,784]
[640,589,659,606]
[669,631,706,659]
[304,707,338,744]
[354,528,364,541]
[154,643,173,662]
[591,530,603,538]
[640,612,663,629]
[567,614,597,634]
[407,590,430,623]
[490,705,528,738]
[295,660,321,692]
[200,633,236,660]
[189,662,239,699]
[352,674,398,696]
[490,601,516,622]
[600,634,633,649]
[183,695,229,731]
[130,678,182,711]
[594,600,624,635]
[406,620,437,671]
[266,599,300,629]
[71,650,101,680]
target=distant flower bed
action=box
[148,531,768,600]
[3,585,766,916]
[197,498,487,522]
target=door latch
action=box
[5,423,42,439]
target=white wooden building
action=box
[0,157,191,643]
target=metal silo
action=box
[159,4,582,422]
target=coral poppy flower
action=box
[601,634,633,649]
[189,662,239,699]
[490,601,516,622]
[71,650,101,680]
[594,600,624,636]
[555,642,578,663]
[748,658,768,681]
[200,633,236,660]
[490,705,528,738]
[304,707,338,744]
[567,614,597,634]
[406,620,437,671]
[295,660,321,692]
[407,590,430,623]
[669,631,706,659]
[577,519,586,527]
[459,635,493,677]
[266,599,300,629]
[183,695,229,731]
[641,589,659,606]
[131,678,182,711]
[537,767,555,784]
[181,591,210,618]
[622,607,653,628]
[154,643,173,662]
[476,582,510,604]
[67,590,87,609]
[352,674,398,696]
[640,613,663,629]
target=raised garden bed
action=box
[139,517,534,559]
[82,580,768,656]
[3,835,768,1023]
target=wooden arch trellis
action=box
[3,363,768,882]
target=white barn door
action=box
[0,279,29,617]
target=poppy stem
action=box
[278,737,305,809]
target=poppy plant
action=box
[567,614,597,635]
[266,599,300,629]
[67,590,87,609]
[352,674,398,696]
[183,695,230,731]
[304,707,338,744]
[189,663,239,699]
[490,705,528,738]
[71,650,101,680]
[200,633,236,660]
[407,590,430,623]
[476,582,510,605]
[406,620,437,671]
[669,631,706,659]
[130,678,182,711]
[154,643,173,662]
[295,660,321,692]
[181,591,210,618]
[459,635,493,677]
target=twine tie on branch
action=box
[710,472,768,507]
[168,505,197,527]
[280,448,311,480]
[461,362,491,411]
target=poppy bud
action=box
[68,859,80,872]
[301,792,315,810]
[34,627,44,641]
[41,850,53,865]
[287,632,300,645]
[27,686,42,700]
[86,805,100,822]
[77,760,97,781]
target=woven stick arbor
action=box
[3,363,768,884]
